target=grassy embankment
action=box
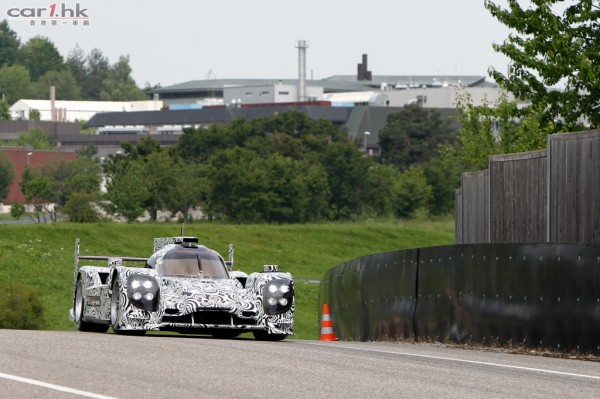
[0,220,454,339]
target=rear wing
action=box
[73,238,147,280]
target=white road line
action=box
[301,342,600,381]
[0,372,118,399]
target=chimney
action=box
[50,86,56,121]
[357,54,372,81]
[296,40,308,102]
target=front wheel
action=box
[110,278,123,333]
[74,277,109,333]
[110,278,145,335]
[253,331,287,341]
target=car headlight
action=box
[263,279,294,315]
[127,274,160,312]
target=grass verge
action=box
[0,219,454,339]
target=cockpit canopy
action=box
[147,246,229,278]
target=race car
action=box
[70,236,294,340]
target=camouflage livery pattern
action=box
[71,237,294,339]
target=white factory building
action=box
[9,99,163,122]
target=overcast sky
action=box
[5,0,514,87]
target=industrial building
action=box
[3,48,504,160]
[9,99,163,122]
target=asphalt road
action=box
[0,330,599,399]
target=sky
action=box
[4,0,514,87]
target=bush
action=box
[0,284,45,329]
[63,191,101,222]
[10,202,25,220]
[391,166,433,219]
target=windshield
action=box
[158,248,229,278]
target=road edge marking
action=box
[299,342,600,381]
[0,372,118,399]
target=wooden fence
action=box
[456,129,600,244]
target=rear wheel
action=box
[74,277,109,333]
[253,331,287,341]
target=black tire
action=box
[253,331,287,341]
[110,278,145,336]
[74,277,109,333]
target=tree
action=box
[83,48,109,100]
[31,69,81,100]
[300,162,332,222]
[0,64,32,104]
[261,155,310,223]
[320,142,371,219]
[15,128,55,150]
[66,45,87,87]
[177,124,240,163]
[10,202,25,220]
[119,136,161,160]
[103,161,149,222]
[0,20,20,66]
[63,191,101,223]
[167,160,207,221]
[20,166,56,223]
[485,0,600,131]
[20,156,101,222]
[17,36,64,81]
[37,157,101,207]
[0,97,11,120]
[378,104,453,170]
[423,156,463,216]
[28,109,40,120]
[205,147,268,221]
[100,55,147,101]
[451,90,552,170]
[391,166,433,219]
[138,150,182,221]
[0,150,14,202]
[76,143,98,159]
[362,163,400,217]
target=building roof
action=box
[322,75,489,88]
[150,75,492,98]
[87,105,352,128]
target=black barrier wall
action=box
[320,243,600,354]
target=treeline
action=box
[0,19,149,115]
[7,97,554,224]
[10,109,460,223]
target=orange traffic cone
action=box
[320,303,340,341]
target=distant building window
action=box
[278,91,290,95]
[245,92,253,96]
[417,95,427,104]
[260,91,270,96]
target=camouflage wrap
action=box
[71,238,294,338]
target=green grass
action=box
[0,219,454,339]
